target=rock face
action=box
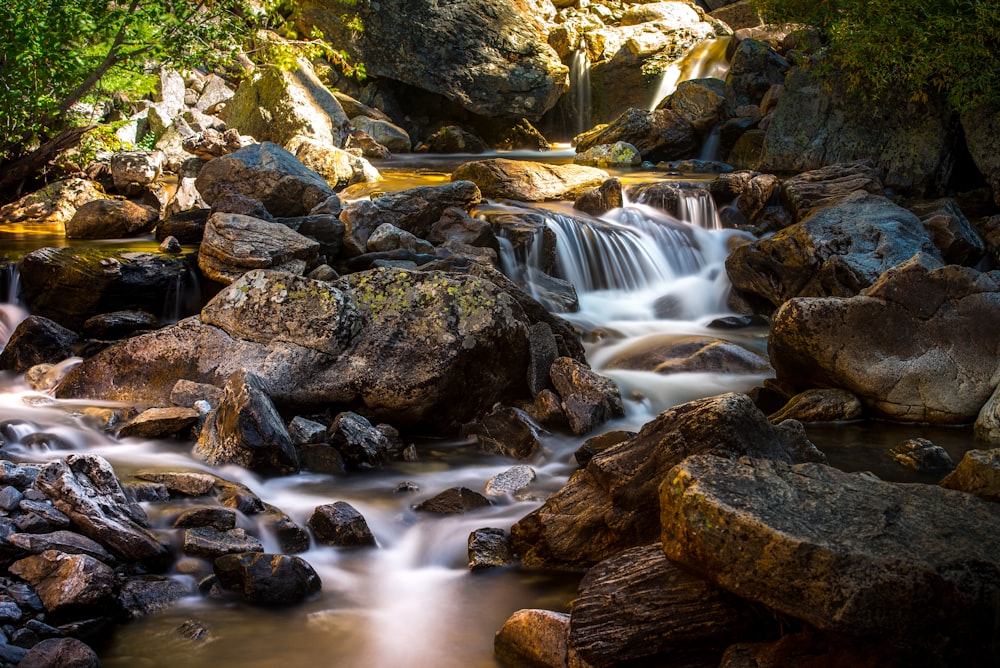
[226,60,352,148]
[295,0,567,119]
[452,159,608,201]
[760,63,958,195]
[660,455,1000,665]
[569,544,770,667]
[726,191,942,311]
[509,393,824,569]
[194,142,334,218]
[769,254,1000,423]
[59,266,536,433]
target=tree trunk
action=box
[0,126,91,204]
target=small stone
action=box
[413,487,493,515]
[308,502,376,548]
[159,235,183,254]
[484,465,537,497]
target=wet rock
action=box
[886,438,954,472]
[195,142,335,218]
[132,470,216,497]
[468,528,515,571]
[194,370,300,475]
[940,449,1000,502]
[172,507,237,531]
[288,416,327,446]
[298,444,347,475]
[213,552,321,605]
[526,322,558,398]
[32,454,169,566]
[768,388,864,423]
[570,544,771,667]
[453,159,608,202]
[549,357,624,436]
[260,504,311,554]
[9,550,115,613]
[0,178,109,227]
[116,406,200,439]
[329,411,390,468]
[65,199,158,240]
[603,334,771,375]
[726,192,941,311]
[307,501,376,548]
[118,575,193,619]
[660,455,1000,664]
[779,161,885,223]
[7,531,115,563]
[734,173,779,223]
[574,430,635,468]
[669,78,735,137]
[183,527,263,559]
[573,177,624,217]
[197,212,320,285]
[17,247,190,330]
[419,125,488,153]
[226,60,351,148]
[574,108,697,164]
[477,406,541,460]
[485,465,537,497]
[82,309,160,340]
[909,197,986,266]
[16,638,99,668]
[769,254,1000,423]
[494,608,571,668]
[413,487,493,515]
[510,393,825,569]
[0,316,80,374]
[212,479,265,515]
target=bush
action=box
[754,0,1000,111]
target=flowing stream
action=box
[0,157,977,666]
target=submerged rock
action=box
[886,438,954,472]
[660,455,1000,665]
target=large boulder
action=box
[195,142,335,218]
[452,159,608,202]
[759,63,959,196]
[17,247,190,330]
[725,37,789,108]
[58,266,536,433]
[294,0,567,120]
[226,60,352,148]
[8,550,116,614]
[660,455,1000,665]
[197,212,320,284]
[726,191,942,311]
[509,392,824,569]
[573,108,697,163]
[769,254,1000,424]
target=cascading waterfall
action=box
[568,39,593,136]
[0,264,27,348]
[649,36,732,110]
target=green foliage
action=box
[753,0,1000,111]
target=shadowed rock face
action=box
[660,455,1000,665]
[295,0,567,120]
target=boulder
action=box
[197,212,320,284]
[287,135,379,189]
[350,116,411,153]
[0,178,108,228]
[116,406,200,439]
[769,254,1000,423]
[183,527,264,559]
[16,638,100,668]
[940,448,1000,502]
[194,369,300,475]
[573,177,624,217]
[9,550,116,613]
[182,128,253,159]
[975,386,1000,445]
[213,552,321,605]
[453,159,608,202]
[886,438,954,472]
[328,411,391,468]
[0,316,80,374]
[668,78,735,137]
[725,38,789,108]
[908,197,986,266]
[760,63,958,195]
[509,393,824,569]
[468,527,515,570]
[413,487,493,514]
[367,223,435,254]
[549,357,624,436]
[779,161,885,222]
[226,60,352,148]
[17,247,190,330]
[427,207,500,252]
[307,501,376,547]
[296,0,567,120]
[110,150,164,191]
[726,191,942,311]
[476,406,542,460]
[494,609,571,668]
[32,454,170,566]
[961,102,1000,206]
[569,544,770,667]
[574,109,697,163]
[82,309,160,339]
[660,455,1000,664]
[194,142,335,218]
[767,388,864,423]
[7,530,115,563]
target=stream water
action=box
[0,154,977,667]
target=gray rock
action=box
[960,102,1000,206]
[351,116,411,153]
[603,334,772,375]
[197,212,320,285]
[260,504,311,554]
[111,150,164,190]
[329,412,390,468]
[66,198,159,240]
[510,392,825,569]
[779,161,885,222]
[213,552,321,605]
[660,455,1000,664]
[172,507,237,531]
[574,109,697,164]
[307,501,376,548]
[288,416,328,446]
[909,197,986,266]
[769,254,1000,423]
[132,469,217,496]
[82,309,160,339]
[484,465,537,497]
[725,38,789,108]
[367,223,435,254]
[118,575,194,619]
[194,370,300,475]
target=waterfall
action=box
[0,264,28,349]
[649,36,732,110]
[677,188,723,231]
[569,39,592,136]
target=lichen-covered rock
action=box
[769,254,1000,423]
[660,455,1000,665]
[452,158,608,202]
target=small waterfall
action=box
[569,39,592,136]
[698,125,722,162]
[0,264,28,350]
[677,189,723,231]
[649,36,732,110]
[161,265,201,324]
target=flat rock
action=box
[660,455,1000,664]
[452,158,608,202]
[116,406,200,439]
